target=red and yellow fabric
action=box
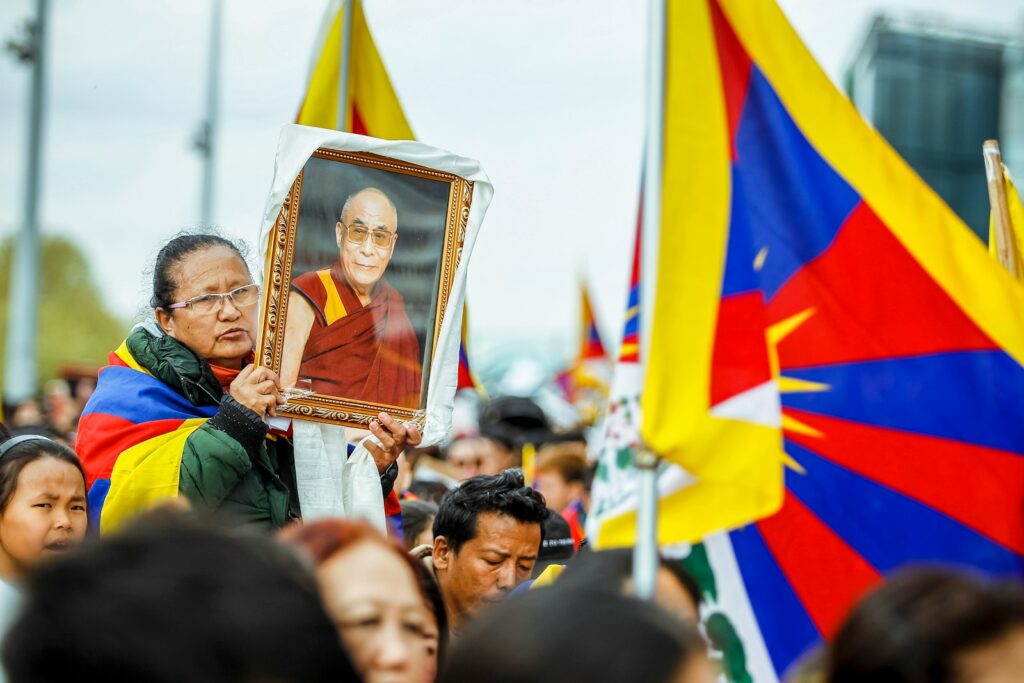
[632,0,1024,676]
[456,305,487,398]
[76,342,217,534]
[297,0,413,139]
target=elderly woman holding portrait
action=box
[281,187,422,409]
[76,233,420,533]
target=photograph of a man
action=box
[281,187,422,408]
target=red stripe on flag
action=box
[769,202,997,369]
[710,0,753,160]
[710,291,772,407]
[76,414,188,486]
[351,102,369,136]
[785,408,1024,556]
[757,492,881,638]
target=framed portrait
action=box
[257,145,474,429]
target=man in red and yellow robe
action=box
[282,187,422,409]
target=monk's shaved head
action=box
[340,187,398,229]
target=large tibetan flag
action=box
[76,341,216,534]
[297,0,413,139]
[641,0,1024,679]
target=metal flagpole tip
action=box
[634,443,660,470]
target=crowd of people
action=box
[1,231,1023,682]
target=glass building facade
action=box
[848,17,1023,240]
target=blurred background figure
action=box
[529,508,576,582]
[441,586,714,683]
[401,499,438,552]
[826,568,1024,683]
[445,435,513,479]
[534,442,587,513]
[285,518,446,683]
[2,510,358,683]
[558,548,702,624]
[428,470,547,633]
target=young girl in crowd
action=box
[0,434,88,583]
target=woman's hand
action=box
[365,412,423,474]
[229,365,283,418]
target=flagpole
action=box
[633,0,666,601]
[983,140,1019,278]
[198,0,222,229]
[337,0,355,131]
[4,0,49,405]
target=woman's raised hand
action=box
[230,365,284,418]
[365,412,423,474]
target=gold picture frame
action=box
[257,147,473,428]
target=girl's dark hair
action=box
[150,233,249,310]
[0,437,86,512]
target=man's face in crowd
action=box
[533,470,582,513]
[336,189,397,298]
[447,438,518,480]
[432,512,541,630]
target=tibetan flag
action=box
[297,0,413,139]
[640,0,1024,679]
[457,305,487,398]
[578,285,607,363]
[76,341,216,534]
[988,163,1024,282]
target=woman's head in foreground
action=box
[151,232,258,369]
[285,518,447,683]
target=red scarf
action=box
[209,363,242,392]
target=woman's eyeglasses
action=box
[166,284,259,315]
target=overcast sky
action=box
[1,0,1023,369]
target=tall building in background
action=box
[848,16,1024,239]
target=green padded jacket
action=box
[125,327,295,529]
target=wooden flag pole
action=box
[983,140,1019,279]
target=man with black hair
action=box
[430,469,547,632]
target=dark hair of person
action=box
[441,585,706,683]
[558,547,702,614]
[2,510,358,683]
[826,567,1024,683]
[150,232,250,310]
[407,480,451,506]
[433,470,548,555]
[401,499,438,549]
[0,421,10,443]
[0,437,85,513]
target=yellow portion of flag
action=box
[297,0,413,140]
[101,418,206,534]
[988,164,1024,284]
[636,0,785,545]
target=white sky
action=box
[1,0,1023,370]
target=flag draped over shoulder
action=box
[297,0,413,139]
[76,342,216,534]
[637,0,1024,678]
